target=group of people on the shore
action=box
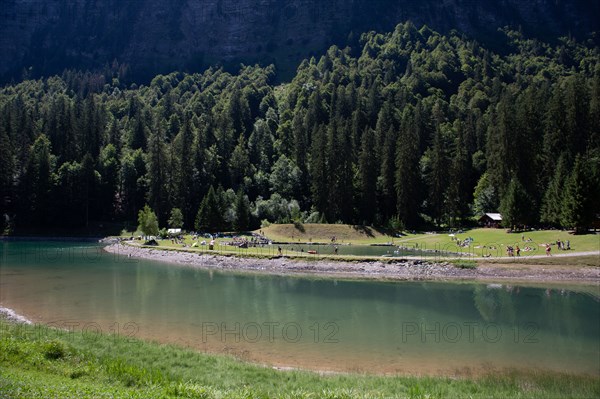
[543,239,571,256]
[506,245,521,257]
[520,234,534,242]
[170,235,185,245]
[188,232,271,248]
[507,238,572,257]
[453,236,474,247]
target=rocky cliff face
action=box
[1,0,597,82]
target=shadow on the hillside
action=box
[293,221,306,233]
[351,225,390,238]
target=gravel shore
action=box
[0,307,33,324]
[104,243,599,285]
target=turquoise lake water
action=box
[0,240,598,376]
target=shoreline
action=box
[1,310,597,380]
[104,243,600,286]
[0,307,33,325]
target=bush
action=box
[388,215,405,232]
[42,339,66,360]
[452,260,477,269]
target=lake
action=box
[0,240,598,376]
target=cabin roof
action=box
[481,213,502,221]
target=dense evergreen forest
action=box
[0,23,598,233]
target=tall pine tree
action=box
[147,118,168,224]
[561,155,597,232]
[357,128,377,224]
[173,118,197,227]
[395,108,421,228]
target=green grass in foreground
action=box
[1,319,598,399]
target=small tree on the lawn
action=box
[138,205,159,237]
[168,208,184,229]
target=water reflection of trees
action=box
[472,284,599,341]
[473,285,516,323]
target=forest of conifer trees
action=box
[0,23,598,233]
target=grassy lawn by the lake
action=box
[1,319,598,399]
[393,228,600,258]
[257,225,599,253]
[123,225,599,262]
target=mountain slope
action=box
[1,0,598,82]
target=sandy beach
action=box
[103,243,600,285]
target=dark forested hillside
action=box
[1,0,598,83]
[0,24,599,233]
